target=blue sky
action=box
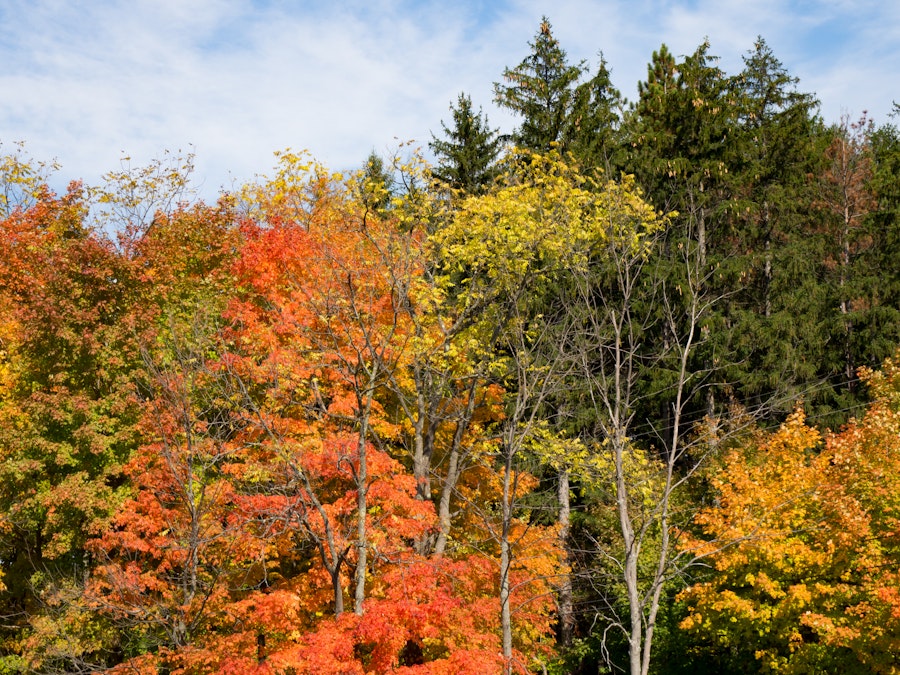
[2,0,897,201]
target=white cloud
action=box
[1,0,897,202]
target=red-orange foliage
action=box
[6,160,561,674]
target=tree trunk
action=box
[434,381,477,557]
[614,429,642,675]
[354,388,375,616]
[500,443,514,674]
[557,469,574,647]
[331,566,344,616]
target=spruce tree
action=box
[621,41,734,425]
[725,38,825,419]
[429,92,502,194]
[568,54,624,173]
[835,119,900,420]
[494,17,584,153]
[625,41,731,221]
[815,115,878,421]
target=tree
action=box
[815,116,900,427]
[434,149,681,673]
[494,17,585,153]
[84,313,262,672]
[0,141,60,217]
[616,40,736,440]
[429,92,503,194]
[568,54,624,173]
[432,149,601,671]
[558,184,727,675]
[624,43,679,206]
[90,147,199,247]
[724,37,824,419]
[814,113,877,413]
[626,40,732,261]
[0,179,242,672]
[234,151,424,618]
[220,152,553,674]
[0,184,145,673]
[358,149,395,213]
[680,353,900,673]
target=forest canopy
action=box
[1,19,900,675]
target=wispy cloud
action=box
[2,0,896,200]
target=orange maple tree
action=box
[81,155,558,674]
[679,352,900,672]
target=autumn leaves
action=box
[679,363,900,672]
[1,133,900,674]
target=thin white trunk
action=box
[557,469,574,646]
[500,443,514,674]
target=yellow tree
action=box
[680,353,900,672]
[432,149,664,672]
[821,355,900,673]
[679,411,861,672]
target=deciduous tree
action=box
[680,353,900,673]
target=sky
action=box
[2,0,898,201]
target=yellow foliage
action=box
[678,381,900,672]
[432,149,665,309]
[90,147,197,234]
[0,141,60,217]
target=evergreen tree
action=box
[568,54,624,173]
[429,92,502,194]
[494,17,584,153]
[621,41,734,426]
[724,37,825,419]
[360,149,394,213]
[844,119,900,411]
[630,42,678,191]
[639,43,678,94]
[815,114,879,421]
[625,41,731,224]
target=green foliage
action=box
[494,17,585,153]
[721,38,826,417]
[0,186,145,671]
[568,55,624,173]
[429,92,503,194]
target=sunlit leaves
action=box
[434,150,662,304]
[0,141,61,217]
[680,357,900,672]
[91,148,199,245]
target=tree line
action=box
[0,17,899,675]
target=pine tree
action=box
[621,41,734,426]
[429,92,502,194]
[625,41,731,221]
[842,120,900,415]
[568,54,624,173]
[725,37,825,419]
[494,17,584,153]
